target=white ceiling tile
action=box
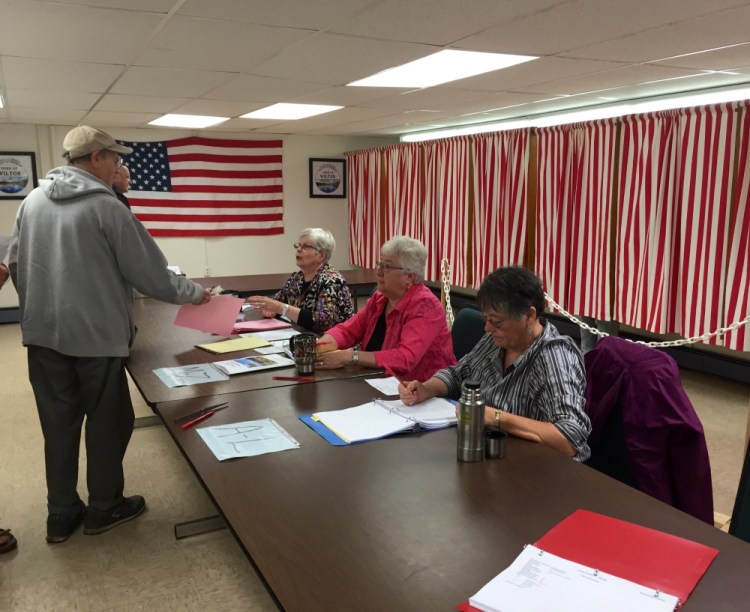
[136,16,314,73]
[250,33,438,85]
[178,0,375,30]
[79,110,163,126]
[2,57,121,92]
[6,108,85,124]
[332,0,553,46]
[288,86,401,107]
[566,4,750,63]
[94,94,191,113]
[517,64,700,96]
[111,67,234,98]
[7,90,99,110]
[650,42,750,71]
[202,75,327,103]
[45,0,175,11]
[0,0,163,63]
[442,57,624,92]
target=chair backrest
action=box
[451,307,486,361]
[730,433,750,542]
[584,336,714,524]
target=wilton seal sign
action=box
[0,153,37,198]
[309,158,346,198]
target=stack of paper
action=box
[213,353,294,375]
[196,335,272,354]
[469,545,679,612]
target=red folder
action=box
[458,509,718,611]
[535,510,717,604]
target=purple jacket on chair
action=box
[584,336,714,524]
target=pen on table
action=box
[180,403,229,430]
[273,375,315,383]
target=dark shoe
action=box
[84,495,146,535]
[46,506,85,543]
[0,528,18,553]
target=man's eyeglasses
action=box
[293,243,318,251]
[375,261,404,273]
[480,313,510,329]
[114,156,124,168]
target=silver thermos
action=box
[457,380,485,462]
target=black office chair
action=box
[730,441,750,543]
[451,307,486,361]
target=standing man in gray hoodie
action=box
[8,126,211,544]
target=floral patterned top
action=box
[273,263,354,334]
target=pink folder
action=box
[233,319,293,332]
[174,295,244,337]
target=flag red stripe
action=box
[170,184,283,194]
[148,227,284,237]
[136,213,283,223]
[168,153,282,164]
[167,137,283,149]
[129,198,280,209]
[170,169,282,179]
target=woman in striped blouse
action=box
[399,265,591,461]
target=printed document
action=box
[469,545,678,612]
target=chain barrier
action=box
[544,292,750,348]
[440,259,455,328]
[438,257,748,346]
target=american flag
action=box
[117,136,284,237]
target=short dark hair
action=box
[476,265,546,319]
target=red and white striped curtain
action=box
[536,120,617,319]
[423,137,471,285]
[616,104,737,343]
[383,144,423,242]
[471,131,530,287]
[724,101,750,351]
[346,148,381,268]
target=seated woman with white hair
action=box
[247,228,354,334]
[316,236,456,381]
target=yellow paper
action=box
[196,336,272,354]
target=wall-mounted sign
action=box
[0,152,38,199]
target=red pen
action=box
[273,375,315,382]
[180,403,229,430]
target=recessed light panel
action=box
[149,114,229,128]
[348,49,537,89]
[240,103,343,120]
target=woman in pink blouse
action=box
[316,236,456,381]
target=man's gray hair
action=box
[301,228,335,263]
[381,236,426,283]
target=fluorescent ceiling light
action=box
[149,114,229,128]
[0,92,3,108]
[348,49,537,89]
[400,85,750,142]
[241,103,343,120]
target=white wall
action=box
[0,123,394,307]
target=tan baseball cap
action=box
[62,125,133,159]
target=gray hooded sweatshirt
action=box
[9,166,204,357]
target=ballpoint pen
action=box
[175,401,229,425]
[273,375,315,382]
[180,404,229,430]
